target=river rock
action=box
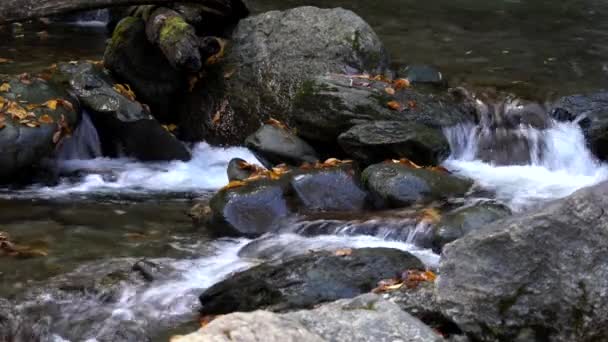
[292,74,475,146]
[245,124,318,168]
[199,248,424,315]
[209,179,291,236]
[362,163,473,208]
[66,61,191,161]
[400,64,446,86]
[338,120,450,166]
[0,75,79,182]
[104,16,186,121]
[415,201,512,253]
[290,165,369,212]
[178,6,389,144]
[226,157,256,181]
[437,181,608,341]
[551,92,608,160]
[177,294,444,342]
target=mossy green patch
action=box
[110,16,139,48]
[159,16,191,45]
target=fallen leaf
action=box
[221,180,247,191]
[387,100,404,111]
[223,68,236,79]
[408,100,417,109]
[334,248,352,257]
[44,99,58,110]
[162,124,178,132]
[113,84,136,101]
[0,83,10,92]
[18,73,32,85]
[266,118,290,131]
[206,38,227,65]
[212,99,229,126]
[372,277,402,293]
[393,78,410,89]
[52,130,62,144]
[6,102,29,120]
[38,114,54,124]
[402,269,437,288]
[0,58,11,64]
[57,99,74,112]
[419,208,441,224]
[384,87,395,95]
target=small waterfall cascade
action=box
[57,9,109,26]
[55,110,102,161]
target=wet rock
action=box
[209,180,290,237]
[437,181,608,341]
[400,64,446,86]
[551,92,608,160]
[0,75,79,182]
[226,157,256,181]
[338,120,450,166]
[245,124,318,168]
[104,16,186,121]
[66,61,191,161]
[290,165,369,211]
[179,6,389,144]
[415,201,512,253]
[293,74,475,145]
[199,248,423,315]
[179,294,444,342]
[362,163,472,208]
[0,299,52,342]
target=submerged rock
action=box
[0,75,79,182]
[437,181,608,341]
[551,92,608,160]
[226,157,256,182]
[199,248,423,315]
[179,6,389,144]
[65,61,191,161]
[400,64,446,86]
[362,163,472,208]
[338,120,450,166]
[245,124,318,168]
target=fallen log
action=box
[0,0,237,24]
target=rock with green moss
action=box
[199,248,424,315]
[362,163,473,208]
[338,120,451,166]
[292,74,475,146]
[104,16,186,121]
[0,75,79,182]
[437,181,608,341]
[178,6,389,144]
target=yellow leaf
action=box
[0,58,11,64]
[44,100,58,110]
[419,208,441,224]
[221,180,247,191]
[6,102,28,120]
[113,84,136,101]
[0,83,11,92]
[384,87,395,95]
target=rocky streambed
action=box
[1,1,608,342]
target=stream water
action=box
[2,1,608,340]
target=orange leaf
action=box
[387,100,404,111]
[393,78,410,89]
[334,248,353,257]
[44,99,58,110]
[38,114,54,124]
[221,180,247,191]
[408,100,417,109]
[0,83,10,92]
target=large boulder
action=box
[199,248,424,315]
[178,6,389,144]
[245,124,318,168]
[338,120,450,166]
[437,181,608,341]
[65,61,191,161]
[0,75,79,182]
[362,163,473,208]
[551,92,608,160]
[175,294,444,342]
[292,74,475,146]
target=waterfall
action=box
[59,9,109,27]
[443,95,608,210]
[55,110,102,161]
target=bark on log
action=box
[0,0,235,24]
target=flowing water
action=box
[2,1,608,340]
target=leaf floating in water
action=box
[334,248,353,257]
[6,101,29,120]
[57,99,75,112]
[44,99,58,110]
[384,87,395,95]
[0,83,10,92]
[387,100,404,111]
[0,232,49,259]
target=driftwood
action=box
[0,0,234,24]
